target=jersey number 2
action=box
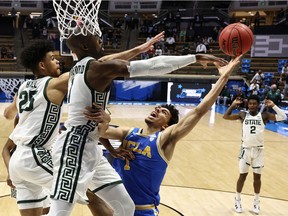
[19,90,37,113]
[250,126,256,134]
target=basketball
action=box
[219,23,254,56]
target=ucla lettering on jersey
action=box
[113,128,168,206]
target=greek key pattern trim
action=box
[29,104,61,147]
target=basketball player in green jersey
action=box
[2,40,116,216]
[223,95,286,214]
[2,32,170,216]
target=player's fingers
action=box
[214,57,228,66]
[153,31,165,40]
[233,55,243,63]
[92,103,102,109]
[213,61,221,69]
[86,105,102,113]
[199,61,208,69]
[127,151,135,160]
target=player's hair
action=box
[161,104,179,126]
[20,40,54,72]
[248,95,260,104]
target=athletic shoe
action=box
[235,198,243,213]
[253,199,260,214]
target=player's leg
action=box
[235,147,251,213]
[19,208,43,216]
[90,156,135,215]
[237,148,250,193]
[252,172,261,214]
[48,131,80,216]
[95,184,135,216]
[45,199,75,216]
[253,172,262,194]
[15,181,48,216]
[86,189,114,216]
[251,148,264,214]
[9,147,50,216]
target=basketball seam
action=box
[220,23,253,56]
[234,27,242,56]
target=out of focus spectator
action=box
[179,28,186,42]
[250,69,264,85]
[217,85,231,106]
[154,45,163,56]
[254,11,260,27]
[193,13,203,28]
[32,25,40,39]
[266,84,282,106]
[281,63,288,99]
[165,35,175,52]
[249,80,260,95]
[186,26,195,42]
[42,26,48,39]
[196,42,207,54]
[181,43,191,55]
[46,17,56,28]
[11,7,17,28]
[1,46,7,58]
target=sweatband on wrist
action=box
[127,55,196,77]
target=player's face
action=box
[42,51,60,77]
[89,35,104,59]
[145,106,172,129]
[248,99,259,113]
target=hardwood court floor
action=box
[0,103,287,216]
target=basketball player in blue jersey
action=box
[92,56,242,216]
[48,28,229,215]
[223,95,286,214]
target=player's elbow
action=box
[194,107,208,118]
[4,110,15,120]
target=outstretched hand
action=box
[216,55,242,77]
[232,97,243,106]
[138,31,165,53]
[196,54,228,69]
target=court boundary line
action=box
[161,184,288,202]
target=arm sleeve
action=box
[272,105,287,121]
[127,55,197,77]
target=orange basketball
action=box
[219,23,254,57]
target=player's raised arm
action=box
[262,99,287,123]
[161,56,241,148]
[223,98,245,120]
[99,31,165,61]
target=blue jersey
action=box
[113,128,168,206]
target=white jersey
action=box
[65,56,110,131]
[241,112,265,148]
[9,77,62,149]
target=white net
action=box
[52,0,102,41]
[0,78,25,100]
